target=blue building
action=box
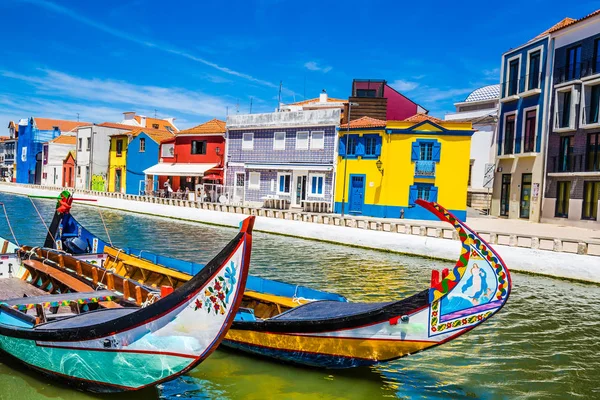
[16,117,89,184]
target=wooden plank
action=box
[0,278,47,300]
[22,260,94,292]
[1,241,8,254]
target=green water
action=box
[0,193,598,399]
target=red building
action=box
[144,119,226,194]
[62,151,75,188]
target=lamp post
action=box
[340,102,359,216]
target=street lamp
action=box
[376,158,384,175]
[340,102,359,217]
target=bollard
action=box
[577,242,587,255]
[553,239,563,252]
[435,228,443,238]
[489,233,498,244]
[531,237,540,250]
[419,226,427,236]
[509,235,518,247]
[405,225,412,235]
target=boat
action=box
[0,215,253,392]
[39,192,511,368]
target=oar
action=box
[27,195,97,202]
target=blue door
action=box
[349,175,364,214]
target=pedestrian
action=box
[164,179,173,198]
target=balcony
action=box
[414,160,436,177]
[554,59,600,85]
[519,73,542,97]
[547,154,600,175]
[501,78,520,102]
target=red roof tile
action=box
[98,122,138,130]
[34,118,91,132]
[289,97,348,106]
[178,119,226,135]
[49,135,77,145]
[340,116,387,129]
[403,114,443,124]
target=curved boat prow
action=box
[415,199,512,337]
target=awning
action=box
[244,163,333,172]
[143,163,218,177]
[202,174,223,181]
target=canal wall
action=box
[0,183,598,284]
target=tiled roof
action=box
[126,128,175,144]
[535,17,576,38]
[34,118,91,132]
[340,116,387,129]
[98,122,137,130]
[403,114,443,124]
[548,10,600,34]
[134,116,178,132]
[178,119,226,135]
[464,84,500,102]
[0,136,10,143]
[49,135,77,145]
[288,97,348,106]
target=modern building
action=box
[226,108,341,208]
[543,10,600,227]
[108,128,174,194]
[63,151,75,188]
[16,117,90,184]
[334,116,474,221]
[120,112,179,133]
[144,119,226,196]
[492,23,555,221]
[41,134,76,187]
[445,84,500,212]
[75,122,132,191]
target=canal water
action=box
[0,193,598,400]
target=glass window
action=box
[595,39,600,74]
[78,138,82,151]
[161,143,174,157]
[504,114,516,155]
[273,132,285,150]
[589,85,600,124]
[555,181,571,218]
[559,136,573,172]
[152,123,160,129]
[310,131,324,150]
[524,109,537,152]
[278,173,291,194]
[296,131,309,150]
[508,59,519,96]
[587,133,600,172]
[365,136,377,156]
[248,172,260,189]
[416,184,432,201]
[310,175,324,195]
[356,89,376,97]
[557,90,572,128]
[86,137,91,151]
[566,46,582,81]
[582,181,599,220]
[528,51,541,90]
[116,139,123,156]
[346,135,358,156]
[242,133,254,150]
[419,142,433,160]
[139,138,145,152]
[191,140,207,155]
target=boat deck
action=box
[0,278,47,300]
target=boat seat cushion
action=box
[271,300,395,321]
[35,308,137,330]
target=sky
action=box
[0,0,598,129]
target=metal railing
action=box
[414,160,436,176]
[550,154,584,173]
[140,184,245,205]
[554,59,600,84]
[520,73,542,92]
[502,78,520,98]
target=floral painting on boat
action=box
[194,261,237,315]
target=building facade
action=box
[75,123,132,191]
[226,109,341,208]
[63,151,75,188]
[493,33,551,221]
[108,128,174,194]
[16,117,89,184]
[41,135,76,187]
[3,122,18,181]
[144,119,226,196]
[543,11,600,227]
[335,116,474,221]
[445,84,499,212]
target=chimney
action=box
[164,117,175,125]
[123,111,136,121]
[139,115,147,127]
[320,89,328,103]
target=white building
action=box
[75,123,132,191]
[120,112,179,133]
[279,90,347,113]
[445,84,499,212]
[41,134,76,187]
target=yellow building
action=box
[108,132,128,193]
[334,115,474,221]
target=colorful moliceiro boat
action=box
[46,192,511,368]
[0,216,253,392]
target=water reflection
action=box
[0,194,598,399]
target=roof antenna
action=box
[77,113,80,122]
[226,106,229,117]
[277,81,283,112]
[236,100,240,114]
[250,97,253,114]
[154,109,157,118]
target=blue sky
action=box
[0,0,598,129]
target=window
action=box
[524,109,537,152]
[116,139,123,157]
[309,174,324,196]
[528,50,541,90]
[594,39,600,74]
[86,137,91,151]
[296,131,309,150]
[587,133,600,171]
[508,59,519,96]
[248,172,260,190]
[77,166,81,176]
[277,173,291,194]
[165,126,174,134]
[273,132,286,150]
[409,183,437,205]
[356,89,376,97]
[417,184,431,201]
[152,123,160,129]
[555,181,571,218]
[161,143,174,157]
[420,142,433,160]
[558,136,573,172]
[346,135,358,156]
[365,136,377,157]
[504,114,516,155]
[565,46,582,81]
[556,89,572,129]
[139,138,146,152]
[242,133,254,150]
[584,84,600,125]
[310,131,324,150]
[191,140,207,155]
[78,138,82,151]
[500,174,511,216]
[582,181,599,220]
[468,160,474,187]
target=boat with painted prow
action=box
[40,193,512,368]
[0,216,253,392]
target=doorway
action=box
[520,173,532,218]
[115,169,122,193]
[500,174,511,217]
[234,172,245,202]
[349,174,365,214]
[292,172,307,208]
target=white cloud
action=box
[304,61,332,73]
[483,68,501,81]
[390,79,419,92]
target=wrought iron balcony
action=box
[501,78,520,98]
[520,73,542,92]
[414,160,436,177]
[554,59,600,85]
[549,154,585,173]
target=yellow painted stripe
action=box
[104,247,190,282]
[225,329,433,361]
[244,291,308,308]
